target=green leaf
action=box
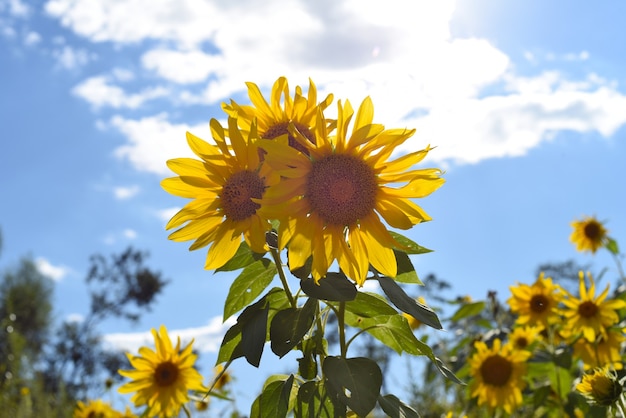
[449,301,485,322]
[296,381,335,418]
[389,231,432,254]
[606,237,620,255]
[393,250,422,284]
[223,259,277,321]
[240,297,270,367]
[270,298,317,358]
[323,357,382,417]
[301,272,357,301]
[250,375,294,418]
[377,276,442,330]
[216,322,244,364]
[216,241,264,272]
[343,291,398,318]
[344,313,425,355]
[377,394,420,418]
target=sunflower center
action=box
[154,361,179,387]
[584,221,601,240]
[221,170,265,221]
[578,301,599,318]
[514,337,528,349]
[263,121,316,155]
[480,355,513,387]
[530,294,549,313]
[306,154,377,226]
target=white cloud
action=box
[52,45,95,70]
[4,0,30,17]
[113,185,140,199]
[72,75,168,109]
[110,113,201,175]
[66,313,85,323]
[103,316,235,353]
[23,31,40,46]
[35,257,71,281]
[111,67,134,82]
[142,48,224,84]
[123,229,137,239]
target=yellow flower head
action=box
[574,327,625,370]
[195,400,210,411]
[118,325,207,418]
[161,117,280,270]
[562,271,626,342]
[507,273,564,327]
[576,366,623,407]
[223,76,334,156]
[212,364,232,391]
[469,339,531,414]
[508,325,542,350]
[73,399,119,418]
[570,216,608,254]
[261,98,444,285]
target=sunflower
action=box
[118,325,206,418]
[211,364,232,391]
[574,327,625,370]
[161,117,279,270]
[469,338,530,414]
[508,325,542,350]
[570,216,609,254]
[260,98,444,285]
[561,271,626,342]
[74,399,120,418]
[576,366,623,407]
[507,273,564,327]
[223,76,334,155]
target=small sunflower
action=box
[469,338,530,414]
[576,366,623,407]
[574,327,625,370]
[570,216,609,254]
[211,364,232,391]
[562,271,626,342]
[73,399,119,418]
[507,273,564,327]
[118,325,206,418]
[261,98,444,285]
[161,117,279,270]
[223,76,333,155]
[508,325,542,350]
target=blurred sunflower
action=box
[562,271,625,342]
[73,399,119,418]
[212,364,232,391]
[223,76,333,155]
[161,117,279,270]
[576,366,623,407]
[260,98,444,285]
[469,338,530,414]
[574,327,625,370]
[570,216,608,254]
[507,273,564,327]
[118,325,206,418]
[508,325,541,350]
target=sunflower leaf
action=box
[296,381,336,418]
[240,296,270,367]
[377,394,420,418]
[606,237,620,255]
[389,231,433,254]
[343,313,423,355]
[449,301,485,322]
[270,298,317,358]
[377,276,442,330]
[300,272,357,301]
[250,374,295,418]
[323,357,382,417]
[393,250,422,284]
[343,291,398,318]
[223,259,277,321]
[216,323,244,364]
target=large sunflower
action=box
[118,325,206,418]
[161,117,279,270]
[570,216,608,254]
[576,366,623,407]
[574,328,625,370]
[223,76,333,155]
[507,273,564,327]
[469,338,530,414]
[562,272,626,342]
[260,98,444,285]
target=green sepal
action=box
[450,301,485,322]
[223,258,277,321]
[393,250,422,284]
[301,272,357,301]
[270,298,317,358]
[323,357,382,417]
[250,374,295,418]
[377,394,420,418]
[390,231,433,254]
[377,276,442,330]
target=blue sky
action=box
[2,0,626,409]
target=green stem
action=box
[338,301,347,358]
[270,247,297,308]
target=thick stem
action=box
[270,247,297,308]
[338,301,347,358]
